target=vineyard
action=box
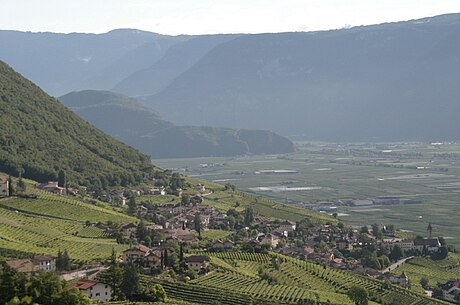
[391,254,460,292]
[140,252,449,305]
[203,190,335,224]
[0,189,136,223]
[0,194,129,263]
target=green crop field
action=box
[140,251,446,305]
[391,253,460,293]
[155,142,460,247]
[0,190,133,263]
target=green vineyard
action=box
[0,193,130,263]
[141,252,449,305]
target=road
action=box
[381,256,414,274]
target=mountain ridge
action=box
[59,90,295,158]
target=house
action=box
[68,280,112,302]
[36,181,66,195]
[379,272,409,288]
[185,256,209,272]
[195,184,206,192]
[6,254,56,274]
[147,224,164,232]
[337,239,353,251]
[33,254,56,272]
[259,233,281,248]
[122,245,161,270]
[212,239,235,251]
[0,176,9,197]
[439,279,460,303]
[120,222,138,238]
[278,220,297,232]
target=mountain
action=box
[0,29,188,96]
[0,61,154,186]
[59,90,295,158]
[113,34,240,96]
[144,13,460,141]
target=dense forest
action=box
[0,61,155,187]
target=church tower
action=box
[427,223,433,239]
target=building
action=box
[0,176,9,197]
[185,256,209,272]
[212,239,235,251]
[68,280,112,302]
[36,181,66,195]
[120,222,138,238]
[6,254,56,274]
[33,254,56,272]
[278,220,297,232]
[195,184,206,192]
[122,245,161,270]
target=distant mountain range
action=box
[59,90,295,158]
[0,61,154,186]
[2,13,460,141]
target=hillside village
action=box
[1,173,458,304]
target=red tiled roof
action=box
[68,280,98,290]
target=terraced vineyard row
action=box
[185,251,448,305]
[0,204,127,262]
[1,189,135,223]
[391,254,460,292]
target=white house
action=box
[69,280,112,302]
[32,254,56,272]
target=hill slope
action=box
[0,61,154,186]
[113,34,240,96]
[59,90,295,158]
[145,13,460,141]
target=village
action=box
[1,174,459,304]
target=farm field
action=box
[0,191,131,263]
[141,251,445,305]
[391,253,460,292]
[155,142,460,248]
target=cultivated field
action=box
[155,142,460,247]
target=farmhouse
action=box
[0,175,9,197]
[36,181,66,195]
[122,245,161,270]
[120,222,138,238]
[185,256,209,272]
[6,254,56,273]
[212,239,235,251]
[68,280,112,302]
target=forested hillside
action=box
[0,61,154,186]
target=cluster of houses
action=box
[5,254,112,302]
[122,244,209,273]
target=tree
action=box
[58,170,66,188]
[62,250,71,271]
[147,284,166,302]
[127,197,137,216]
[181,195,190,206]
[389,245,403,261]
[419,276,429,288]
[0,264,19,305]
[58,288,92,305]
[194,213,202,237]
[244,207,254,226]
[347,286,368,305]
[106,248,123,300]
[121,263,141,300]
[136,220,148,242]
[17,178,26,192]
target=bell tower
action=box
[427,223,433,239]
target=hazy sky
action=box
[2,0,460,35]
